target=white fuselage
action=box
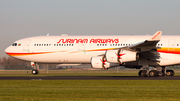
[5,35,180,66]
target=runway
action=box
[0,76,180,80]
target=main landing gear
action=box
[166,70,174,76]
[138,66,174,77]
[31,62,39,75]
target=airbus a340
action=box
[5,31,179,77]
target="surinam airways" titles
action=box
[57,38,119,44]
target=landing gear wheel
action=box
[149,70,158,77]
[32,69,39,75]
[159,72,165,77]
[161,67,166,76]
[166,70,174,76]
[138,70,147,77]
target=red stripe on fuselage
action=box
[6,52,52,56]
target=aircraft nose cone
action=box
[5,46,11,55]
[5,47,8,53]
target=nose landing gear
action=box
[31,62,39,75]
[32,69,39,75]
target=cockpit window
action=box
[12,43,17,46]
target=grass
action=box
[0,80,180,101]
[0,70,180,101]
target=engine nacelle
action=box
[90,56,119,69]
[105,49,138,64]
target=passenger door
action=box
[23,40,31,52]
[168,39,176,51]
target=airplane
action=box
[5,31,179,77]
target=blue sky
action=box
[1,0,180,57]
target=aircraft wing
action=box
[129,31,162,52]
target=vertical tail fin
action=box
[149,31,162,41]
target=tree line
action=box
[0,57,57,70]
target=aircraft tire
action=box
[149,70,158,77]
[138,70,147,77]
[32,69,39,75]
[166,70,174,76]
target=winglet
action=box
[149,31,162,41]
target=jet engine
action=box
[105,49,139,64]
[90,56,119,69]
